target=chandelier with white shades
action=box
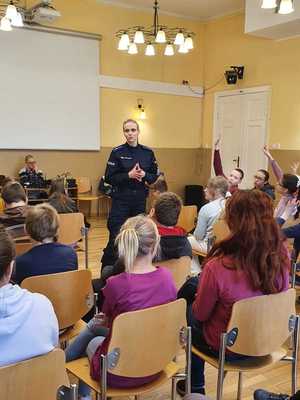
[261,0,295,14]
[115,0,195,57]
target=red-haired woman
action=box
[177,190,291,396]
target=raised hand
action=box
[214,137,221,150]
[263,145,273,161]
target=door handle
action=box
[233,156,240,168]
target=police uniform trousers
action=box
[101,189,147,269]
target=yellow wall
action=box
[202,13,300,150]
[52,0,204,149]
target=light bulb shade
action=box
[261,0,277,8]
[118,37,129,50]
[119,33,130,48]
[128,42,138,55]
[164,44,174,56]
[178,42,189,54]
[145,44,155,56]
[5,4,18,19]
[11,11,23,27]
[278,0,294,14]
[134,30,144,44]
[155,29,166,43]
[174,31,185,46]
[185,36,194,50]
[139,109,147,120]
[0,16,12,31]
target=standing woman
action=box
[101,119,159,268]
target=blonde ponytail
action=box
[116,228,139,272]
[115,216,160,273]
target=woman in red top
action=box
[177,190,290,396]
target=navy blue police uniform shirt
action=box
[105,143,158,196]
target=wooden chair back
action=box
[212,218,230,242]
[178,205,197,233]
[107,299,186,377]
[15,241,34,256]
[155,257,191,290]
[21,270,93,330]
[0,348,69,400]
[58,212,85,244]
[76,176,92,194]
[226,289,296,356]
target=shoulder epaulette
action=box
[139,144,153,152]
[112,144,125,152]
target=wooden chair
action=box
[155,256,191,290]
[0,348,77,400]
[21,270,94,346]
[15,241,34,256]
[67,299,192,400]
[212,218,230,242]
[76,176,104,217]
[58,212,89,268]
[178,205,198,233]
[192,289,299,400]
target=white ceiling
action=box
[97,0,245,21]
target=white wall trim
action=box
[99,74,203,98]
[214,85,271,98]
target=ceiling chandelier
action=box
[261,0,295,14]
[115,0,195,56]
[0,1,24,31]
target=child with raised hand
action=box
[65,215,177,400]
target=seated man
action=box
[151,191,192,261]
[19,154,44,188]
[188,176,228,274]
[0,182,29,240]
[14,203,78,285]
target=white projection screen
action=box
[0,28,100,150]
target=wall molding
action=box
[99,74,203,98]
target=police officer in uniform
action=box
[101,119,159,268]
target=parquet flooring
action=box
[77,216,300,400]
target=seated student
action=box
[14,203,78,284]
[65,215,177,399]
[263,146,300,220]
[188,177,228,274]
[177,190,290,395]
[0,175,13,213]
[0,227,58,367]
[213,137,244,195]
[48,178,78,214]
[253,169,275,200]
[19,154,44,188]
[0,181,29,240]
[151,192,192,261]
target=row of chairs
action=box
[1,272,298,400]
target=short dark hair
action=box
[282,174,299,194]
[154,192,182,227]
[123,119,140,132]
[2,182,27,204]
[26,204,59,242]
[235,168,244,180]
[258,169,270,183]
[0,225,15,280]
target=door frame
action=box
[211,85,272,178]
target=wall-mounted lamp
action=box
[137,98,147,120]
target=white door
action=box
[212,88,270,189]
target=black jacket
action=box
[105,143,158,196]
[157,235,192,261]
[261,183,275,200]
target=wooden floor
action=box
[78,216,300,400]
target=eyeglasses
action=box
[124,128,137,133]
[254,175,264,181]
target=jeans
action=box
[65,320,109,397]
[189,310,248,392]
